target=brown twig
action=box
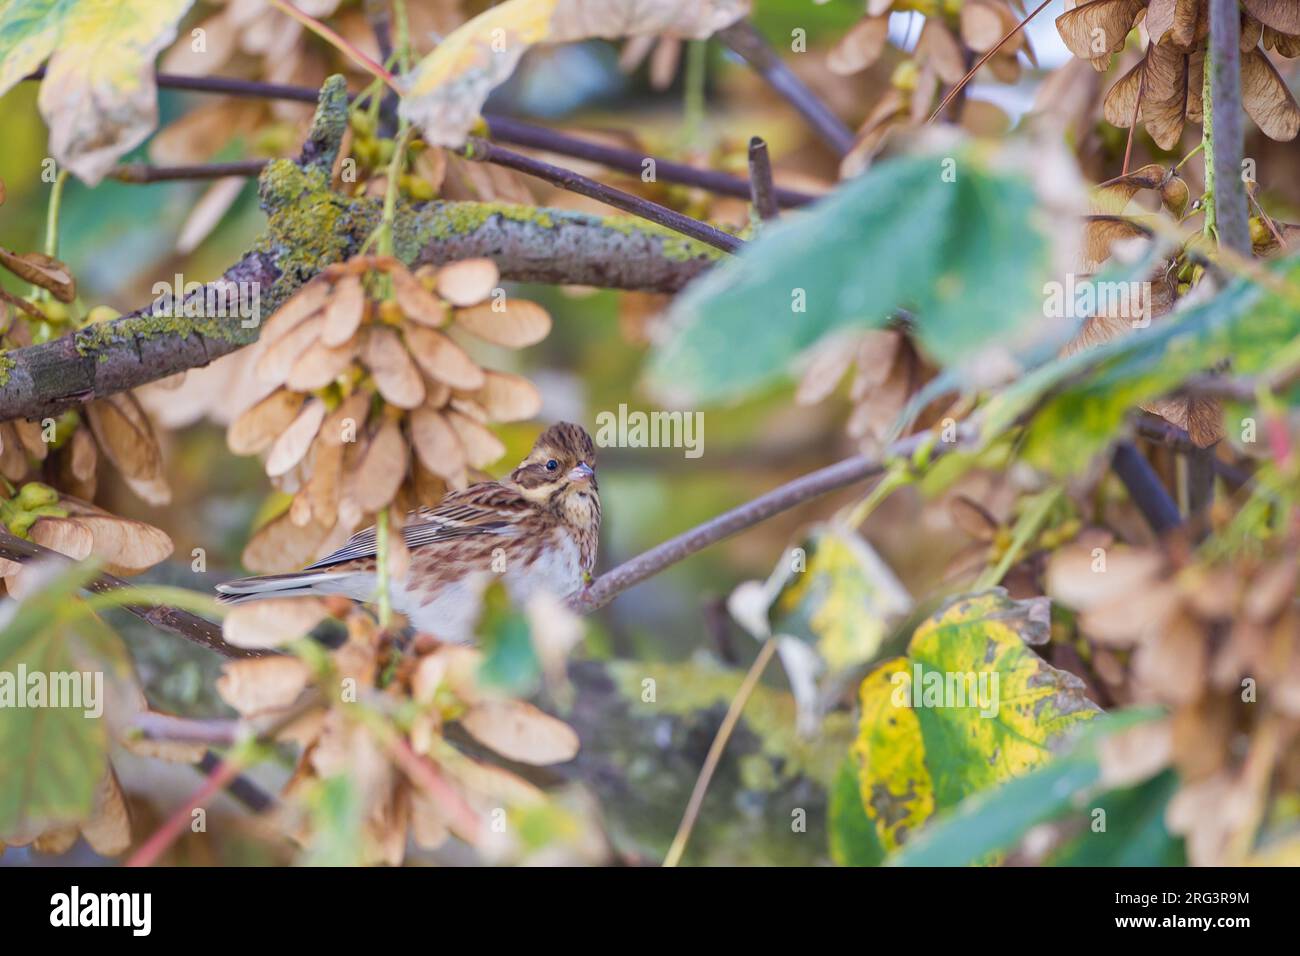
[109,160,269,183]
[746,136,779,222]
[461,137,743,254]
[483,116,819,208]
[0,530,260,659]
[927,0,1054,124]
[24,68,818,207]
[718,20,855,156]
[570,429,951,614]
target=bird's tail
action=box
[215,570,354,606]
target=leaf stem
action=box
[267,0,400,92]
[375,507,393,628]
[42,168,69,261]
[663,637,778,867]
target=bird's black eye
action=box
[546,459,559,471]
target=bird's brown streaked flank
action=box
[217,423,600,643]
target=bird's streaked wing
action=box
[304,485,528,570]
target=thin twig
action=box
[485,115,819,208]
[23,68,821,207]
[0,530,261,659]
[663,637,778,867]
[570,429,950,614]
[927,0,1054,124]
[1111,442,1184,535]
[109,160,269,183]
[462,137,743,254]
[266,0,399,91]
[718,20,855,156]
[747,136,779,222]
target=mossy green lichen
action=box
[605,659,852,788]
[0,353,14,387]
[599,214,728,263]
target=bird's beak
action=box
[568,462,595,483]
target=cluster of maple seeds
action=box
[1058,0,1300,149]
[212,609,590,864]
[1047,536,1300,864]
[228,254,551,572]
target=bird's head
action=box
[508,423,600,523]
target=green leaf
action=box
[646,149,1048,405]
[0,562,131,838]
[768,524,911,672]
[1048,770,1185,867]
[845,590,1101,854]
[0,0,195,184]
[982,253,1300,474]
[476,583,541,696]
[888,708,1165,866]
[828,758,885,866]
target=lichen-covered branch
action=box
[0,76,719,422]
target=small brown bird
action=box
[217,423,600,642]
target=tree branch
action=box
[570,429,950,614]
[0,529,262,659]
[0,77,720,423]
[25,68,820,207]
[718,20,855,156]
[462,137,743,254]
[1206,0,1251,258]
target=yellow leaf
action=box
[8,0,197,185]
[398,0,750,147]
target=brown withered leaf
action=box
[320,274,366,346]
[1094,164,1188,218]
[1241,47,1300,142]
[228,389,306,455]
[266,399,326,478]
[410,407,467,482]
[454,299,552,348]
[1243,0,1300,34]
[287,337,358,392]
[72,514,173,574]
[216,656,313,716]
[12,418,47,461]
[223,597,331,650]
[1144,395,1224,446]
[259,279,330,348]
[389,264,448,327]
[445,410,505,468]
[458,700,580,765]
[242,512,335,573]
[80,770,131,857]
[363,326,427,409]
[68,427,97,483]
[319,391,371,448]
[85,393,164,482]
[916,18,966,84]
[0,248,76,302]
[436,258,499,307]
[960,0,1017,53]
[1083,215,1153,265]
[303,437,343,528]
[1146,0,1201,48]
[827,15,890,75]
[471,371,541,422]
[403,324,485,390]
[1055,0,1144,61]
[256,314,325,386]
[350,419,408,512]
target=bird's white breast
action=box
[399,530,584,643]
[506,529,584,601]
